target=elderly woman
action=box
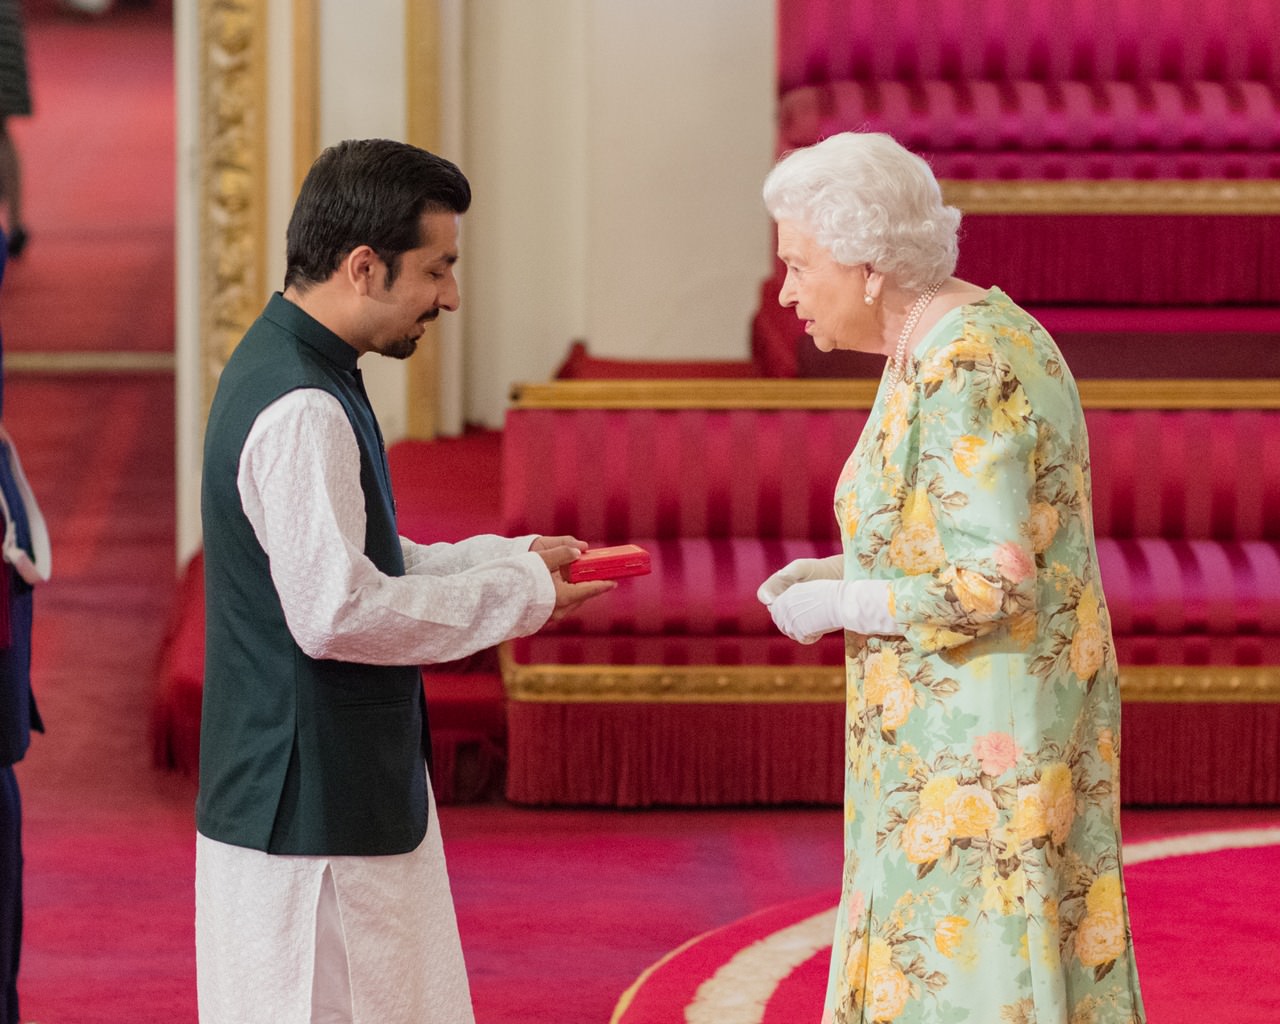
[758,132,1145,1024]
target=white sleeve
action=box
[237,389,556,665]
[400,533,541,575]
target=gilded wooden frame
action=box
[197,0,269,414]
[510,378,1280,411]
[500,647,1280,704]
[404,0,443,439]
[941,179,1280,215]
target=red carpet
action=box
[613,824,1280,1024]
[4,5,174,354]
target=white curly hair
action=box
[762,132,961,291]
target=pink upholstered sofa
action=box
[754,0,1280,377]
[498,380,1280,807]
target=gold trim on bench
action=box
[940,179,1280,215]
[1118,665,1280,703]
[499,647,845,704]
[510,379,1280,411]
[499,647,1280,704]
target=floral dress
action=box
[821,288,1145,1024]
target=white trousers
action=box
[195,778,475,1024]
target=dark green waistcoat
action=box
[197,293,429,856]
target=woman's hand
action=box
[756,555,844,606]
[768,579,900,643]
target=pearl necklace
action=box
[884,280,944,391]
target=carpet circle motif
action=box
[610,827,1280,1024]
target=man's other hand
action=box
[532,539,617,620]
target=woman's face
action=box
[775,220,876,353]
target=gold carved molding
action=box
[198,0,268,412]
[510,378,1280,411]
[941,179,1280,215]
[405,0,442,440]
[291,0,317,195]
[499,647,1280,705]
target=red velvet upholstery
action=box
[501,401,1280,805]
[503,405,1280,670]
[756,0,1280,375]
[779,81,1280,180]
[778,1,1280,97]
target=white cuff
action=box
[839,580,901,635]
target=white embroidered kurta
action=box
[196,388,556,1024]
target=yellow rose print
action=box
[945,784,999,838]
[1075,908,1126,968]
[935,915,969,959]
[844,932,869,989]
[952,434,987,476]
[901,809,950,864]
[1086,873,1122,915]
[863,649,901,707]
[991,384,1032,433]
[880,386,910,458]
[1097,728,1117,771]
[1076,584,1100,626]
[1069,585,1105,679]
[889,490,945,575]
[880,674,915,731]
[1008,610,1038,649]
[867,936,893,972]
[916,624,972,652]
[1040,762,1077,844]
[843,503,860,540]
[867,965,912,1021]
[1013,785,1049,843]
[1028,501,1060,553]
[920,775,959,812]
[952,567,1003,617]
[1069,623,1105,680]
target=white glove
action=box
[768,579,901,644]
[757,555,844,606]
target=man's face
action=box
[362,211,461,359]
[775,219,872,353]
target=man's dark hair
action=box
[284,139,471,291]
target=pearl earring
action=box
[864,294,874,306]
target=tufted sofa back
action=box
[502,402,1280,545]
[777,0,1280,179]
[779,0,1279,93]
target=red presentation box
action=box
[564,544,652,582]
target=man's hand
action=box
[530,535,588,556]
[531,537,617,620]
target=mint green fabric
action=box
[823,289,1145,1023]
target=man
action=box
[196,139,613,1024]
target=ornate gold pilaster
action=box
[405,0,442,440]
[198,0,269,413]
[292,0,318,194]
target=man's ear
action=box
[343,245,381,296]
